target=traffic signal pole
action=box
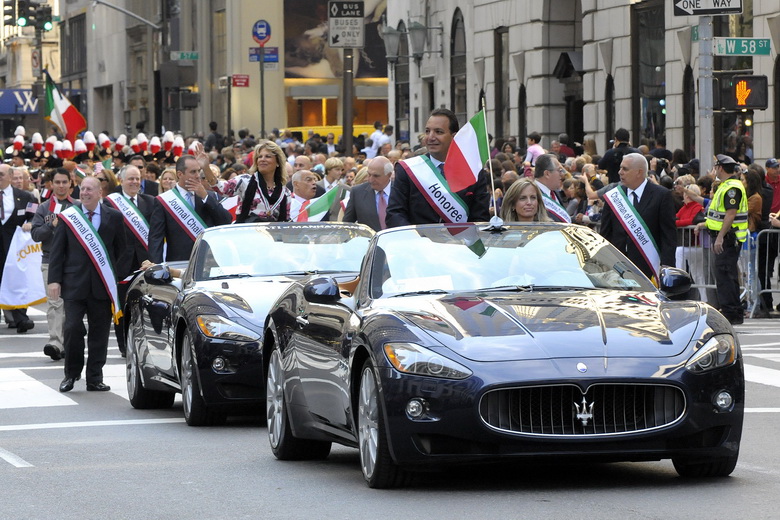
[698,16,714,174]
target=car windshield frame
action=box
[367,223,657,299]
[191,223,374,282]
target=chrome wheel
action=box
[126,326,138,396]
[358,366,379,480]
[266,349,284,449]
[181,335,195,419]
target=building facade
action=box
[386,0,780,166]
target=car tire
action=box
[357,358,407,489]
[266,345,331,460]
[181,330,226,426]
[672,452,739,478]
[126,309,175,410]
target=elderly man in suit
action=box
[0,163,37,333]
[148,155,232,263]
[599,152,676,280]
[48,176,130,392]
[343,156,392,231]
[386,108,490,227]
[128,155,159,196]
[106,165,155,356]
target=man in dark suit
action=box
[598,128,640,184]
[343,156,392,232]
[106,165,155,356]
[0,164,37,332]
[600,152,677,280]
[386,108,490,227]
[148,155,232,263]
[48,176,130,392]
[128,155,159,196]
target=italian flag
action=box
[298,187,340,222]
[43,70,87,144]
[444,109,490,193]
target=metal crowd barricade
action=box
[748,228,780,318]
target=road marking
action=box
[744,364,780,388]
[0,418,184,432]
[745,408,780,413]
[0,446,33,467]
[0,368,77,409]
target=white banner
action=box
[0,228,45,309]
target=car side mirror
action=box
[143,264,173,286]
[658,266,692,299]
[303,277,340,304]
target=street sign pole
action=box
[699,16,714,174]
[343,48,354,157]
[260,45,265,138]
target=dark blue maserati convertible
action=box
[263,223,744,488]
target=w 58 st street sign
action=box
[714,38,771,56]
[674,0,742,16]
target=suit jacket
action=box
[386,160,490,227]
[599,182,677,278]
[0,187,36,283]
[343,182,385,232]
[148,190,232,263]
[48,203,130,301]
[31,196,79,262]
[141,179,159,196]
[110,192,155,271]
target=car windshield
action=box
[192,223,373,281]
[368,224,656,298]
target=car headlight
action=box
[196,315,260,342]
[383,343,472,380]
[685,334,737,373]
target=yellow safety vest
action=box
[706,177,749,242]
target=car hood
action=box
[372,290,704,362]
[194,277,296,326]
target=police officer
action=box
[706,154,749,325]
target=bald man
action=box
[343,155,392,231]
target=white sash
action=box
[106,193,149,249]
[540,191,572,223]
[157,189,207,241]
[399,155,469,223]
[603,186,661,280]
[59,206,122,322]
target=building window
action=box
[517,84,526,146]
[395,21,410,142]
[61,14,86,77]
[450,9,466,126]
[631,0,665,146]
[682,66,695,159]
[494,27,509,138]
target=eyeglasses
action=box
[96,177,107,182]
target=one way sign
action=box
[673,0,742,16]
[328,1,364,48]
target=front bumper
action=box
[377,357,744,468]
[193,335,265,410]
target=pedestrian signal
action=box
[719,75,768,111]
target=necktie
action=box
[0,190,4,221]
[297,200,310,222]
[130,197,136,207]
[186,192,194,208]
[438,162,445,176]
[87,210,95,222]
[377,191,387,230]
[631,191,639,206]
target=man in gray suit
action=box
[343,156,392,232]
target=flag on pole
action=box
[443,110,490,193]
[43,70,87,143]
[298,187,340,222]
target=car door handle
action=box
[296,316,309,327]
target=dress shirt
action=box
[627,179,649,205]
[84,203,101,229]
[0,186,12,224]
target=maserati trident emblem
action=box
[574,396,594,427]
[576,362,587,373]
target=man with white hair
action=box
[343,155,392,231]
[599,152,677,280]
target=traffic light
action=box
[3,0,17,26]
[15,0,35,27]
[720,75,768,111]
[37,3,51,31]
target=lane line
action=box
[745,408,780,413]
[744,364,780,388]
[0,369,77,409]
[0,418,184,432]
[0,446,33,467]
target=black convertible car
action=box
[264,223,744,487]
[124,222,374,425]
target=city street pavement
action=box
[0,304,779,519]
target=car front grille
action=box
[479,383,686,436]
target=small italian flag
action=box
[298,187,340,222]
[444,109,490,193]
[43,70,87,144]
